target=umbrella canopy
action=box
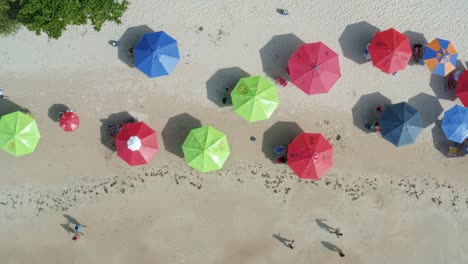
[115,122,158,166]
[59,111,80,132]
[288,42,341,94]
[182,125,230,172]
[0,111,40,157]
[423,38,457,76]
[134,31,180,78]
[456,71,468,106]
[441,105,468,144]
[287,133,333,180]
[231,76,279,122]
[368,28,412,74]
[379,102,423,146]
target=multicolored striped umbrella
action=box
[423,38,457,76]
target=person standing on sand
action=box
[334,227,343,238]
[286,240,295,249]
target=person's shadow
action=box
[272,233,292,247]
[321,241,339,252]
[315,218,335,233]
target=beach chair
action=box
[277,76,287,87]
[363,43,371,61]
[446,72,457,91]
[107,123,119,137]
[0,89,7,99]
[412,44,423,64]
[274,145,287,157]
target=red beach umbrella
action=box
[288,42,341,95]
[368,28,412,74]
[115,122,158,166]
[59,111,80,132]
[456,71,468,106]
[287,133,333,180]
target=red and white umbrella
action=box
[59,111,80,132]
[115,122,158,166]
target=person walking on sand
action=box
[334,227,343,238]
[286,240,295,249]
[337,248,345,257]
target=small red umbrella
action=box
[287,133,333,180]
[288,42,341,95]
[368,28,412,74]
[456,71,468,106]
[115,122,158,166]
[59,111,80,132]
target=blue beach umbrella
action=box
[380,102,423,147]
[441,105,468,143]
[134,31,180,78]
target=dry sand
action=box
[1,0,468,263]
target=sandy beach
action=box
[1,0,468,263]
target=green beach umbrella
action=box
[0,111,41,157]
[182,125,230,172]
[231,76,279,122]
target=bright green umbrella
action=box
[182,125,230,172]
[231,76,279,122]
[0,111,41,157]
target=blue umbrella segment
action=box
[441,105,468,143]
[380,102,423,146]
[134,31,180,78]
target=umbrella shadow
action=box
[429,75,456,101]
[0,99,26,116]
[315,218,335,233]
[431,119,451,157]
[408,93,443,128]
[48,104,69,122]
[403,30,428,66]
[206,67,250,107]
[338,21,380,64]
[259,33,304,79]
[161,113,202,157]
[262,121,303,162]
[351,92,391,133]
[117,25,154,68]
[100,111,137,151]
[457,60,466,71]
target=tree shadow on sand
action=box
[161,113,202,158]
[408,93,443,128]
[262,121,303,162]
[351,92,391,133]
[48,104,69,122]
[0,99,27,116]
[117,25,154,68]
[206,67,250,107]
[338,21,380,64]
[99,111,137,151]
[259,33,304,79]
